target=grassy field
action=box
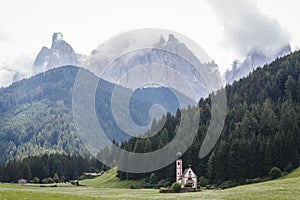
[1,168,300,200]
[80,168,143,188]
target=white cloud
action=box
[208,0,291,58]
[0,69,14,87]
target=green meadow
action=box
[1,167,300,200]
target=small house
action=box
[18,178,27,184]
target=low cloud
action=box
[0,69,14,87]
[0,54,34,87]
[208,0,290,57]
[0,31,34,87]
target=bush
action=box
[283,163,293,173]
[172,182,182,193]
[130,184,142,189]
[32,177,40,184]
[253,177,261,183]
[46,177,54,184]
[53,173,60,183]
[138,181,154,188]
[149,173,158,184]
[219,180,238,189]
[246,177,261,184]
[269,167,282,179]
[199,176,209,187]
[71,180,75,185]
[42,178,48,184]
[60,175,66,183]
[159,187,169,193]
[157,179,171,188]
[41,177,54,184]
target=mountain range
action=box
[33,32,291,88]
[33,33,85,73]
[34,33,220,101]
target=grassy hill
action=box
[80,168,143,188]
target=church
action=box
[176,159,198,188]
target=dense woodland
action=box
[0,154,105,183]
[117,51,300,186]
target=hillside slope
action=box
[80,168,142,188]
[0,65,192,163]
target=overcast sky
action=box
[0,0,300,86]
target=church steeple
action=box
[176,159,182,183]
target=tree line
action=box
[0,153,106,183]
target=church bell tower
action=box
[176,159,182,183]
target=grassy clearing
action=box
[80,168,143,188]
[1,167,300,199]
[1,176,300,200]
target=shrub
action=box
[53,173,60,183]
[172,182,182,193]
[32,177,40,184]
[269,167,282,179]
[60,175,66,183]
[246,177,261,184]
[149,173,158,184]
[252,177,261,183]
[159,187,168,193]
[130,184,142,189]
[42,178,48,184]
[219,180,238,189]
[41,177,54,184]
[46,177,54,184]
[199,176,209,187]
[157,179,171,188]
[138,181,154,188]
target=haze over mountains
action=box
[33,33,216,100]
[226,45,291,84]
[32,32,292,89]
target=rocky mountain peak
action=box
[34,32,83,73]
[52,32,63,42]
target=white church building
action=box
[176,159,198,188]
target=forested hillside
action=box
[0,66,188,163]
[117,51,300,186]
